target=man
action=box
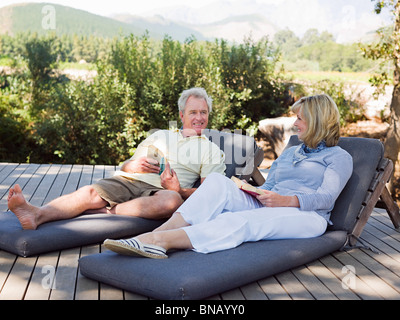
[7,88,226,230]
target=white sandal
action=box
[103,238,168,259]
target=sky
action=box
[0,0,392,42]
[0,0,220,16]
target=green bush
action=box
[305,79,365,125]
[0,92,31,162]
[1,33,291,164]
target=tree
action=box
[273,29,301,57]
[362,0,400,194]
[301,28,320,46]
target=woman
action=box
[104,94,353,259]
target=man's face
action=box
[180,96,209,136]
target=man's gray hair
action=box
[178,87,213,113]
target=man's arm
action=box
[160,163,205,200]
[121,157,161,174]
[177,178,205,200]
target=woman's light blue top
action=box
[260,142,353,224]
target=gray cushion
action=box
[0,211,163,257]
[79,230,347,300]
[0,130,262,257]
[203,129,262,179]
[79,136,385,300]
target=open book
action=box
[231,176,265,197]
[147,145,165,175]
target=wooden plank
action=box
[24,252,60,300]
[319,254,380,300]
[292,265,337,300]
[104,165,117,179]
[17,164,51,204]
[275,270,314,300]
[124,290,149,300]
[42,164,73,205]
[258,276,292,300]
[62,165,84,195]
[75,245,100,300]
[367,215,400,244]
[332,250,398,299]
[78,165,94,188]
[0,250,17,294]
[29,164,61,207]
[359,228,400,278]
[5,161,400,301]
[0,164,35,198]
[346,248,400,296]
[361,226,400,262]
[0,255,37,300]
[0,163,11,175]
[306,259,360,300]
[220,288,245,300]
[49,247,81,300]
[0,164,40,212]
[240,282,268,300]
[92,165,105,184]
[100,282,124,300]
[0,163,19,185]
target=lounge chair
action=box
[0,130,263,257]
[78,135,400,300]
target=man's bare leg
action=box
[8,184,108,230]
[108,190,184,220]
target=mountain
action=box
[0,3,140,37]
[193,14,278,43]
[110,14,206,41]
[0,2,279,43]
[0,3,205,41]
[0,1,391,43]
[144,0,392,43]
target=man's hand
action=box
[121,157,160,174]
[160,162,181,193]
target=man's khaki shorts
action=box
[92,175,163,209]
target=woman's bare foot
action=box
[7,184,39,230]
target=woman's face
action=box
[294,107,308,140]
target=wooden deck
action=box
[1,162,400,300]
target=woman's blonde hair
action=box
[291,94,341,149]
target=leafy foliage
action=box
[0,33,291,164]
[274,28,375,72]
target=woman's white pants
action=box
[179,173,327,254]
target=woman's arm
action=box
[296,151,353,211]
[257,191,300,208]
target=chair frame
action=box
[350,158,400,246]
[249,150,400,247]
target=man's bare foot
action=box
[8,184,39,230]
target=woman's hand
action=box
[257,191,300,208]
